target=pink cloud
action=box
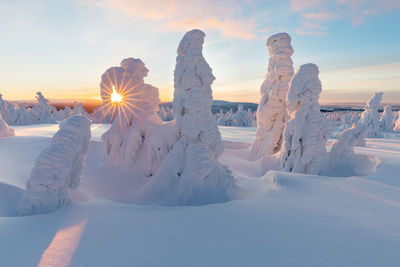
[304,12,336,20]
[80,0,257,40]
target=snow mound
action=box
[100,58,163,167]
[0,113,14,137]
[142,29,236,205]
[359,92,384,137]
[280,63,332,175]
[19,115,91,215]
[252,32,294,159]
[0,182,23,217]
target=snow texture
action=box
[19,115,91,215]
[100,58,163,167]
[359,92,384,137]
[251,33,294,159]
[0,113,14,137]
[327,123,372,176]
[380,105,394,131]
[143,29,235,205]
[280,63,332,175]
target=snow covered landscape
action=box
[2,1,400,266]
[1,123,400,266]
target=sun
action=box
[110,85,123,103]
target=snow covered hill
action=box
[1,124,400,266]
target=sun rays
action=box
[97,68,149,126]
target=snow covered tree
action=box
[280,63,332,175]
[19,115,91,215]
[35,92,57,123]
[143,29,235,205]
[100,58,163,167]
[327,123,369,176]
[0,113,14,137]
[231,104,253,127]
[395,111,400,131]
[359,92,384,137]
[145,121,179,176]
[251,33,294,159]
[380,105,394,131]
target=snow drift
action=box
[280,63,332,175]
[142,29,235,205]
[19,115,91,215]
[251,33,294,159]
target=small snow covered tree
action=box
[251,33,294,159]
[100,58,163,167]
[380,105,394,131]
[19,115,91,215]
[143,29,235,205]
[359,92,384,137]
[395,111,400,131]
[231,104,253,127]
[327,123,369,176]
[0,113,14,137]
[35,92,57,123]
[280,63,332,175]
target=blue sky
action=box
[0,0,399,104]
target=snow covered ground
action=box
[1,124,400,266]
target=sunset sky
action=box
[1,0,400,104]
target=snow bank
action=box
[0,113,14,137]
[100,58,163,167]
[359,92,384,137]
[19,115,91,215]
[142,29,235,205]
[251,33,294,159]
[280,63,332,175]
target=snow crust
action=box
[19,115,91,215]
[359,92,384,137]
[251,33,294,159]
[143,29,235,205]
[100,58,163,167]
[280,63,332,175]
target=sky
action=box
[0,0,400,105]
